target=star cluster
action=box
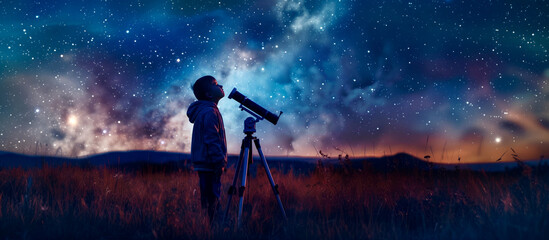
[0,0,548,162]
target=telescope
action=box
[228,88,282,125]
[223,88,288,227]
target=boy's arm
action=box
[203,111,227,169]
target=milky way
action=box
[1,0,548,162]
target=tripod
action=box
[223,116,287,227]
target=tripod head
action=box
[244,117,257,134]
[239,105,261,134]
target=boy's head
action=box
[192,75,225,103]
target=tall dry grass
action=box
[0,162,548,239]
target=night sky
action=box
[1,0,548,163]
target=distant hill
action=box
[0,150,546,173]
[348,152,548,172]
[0,150,191,170]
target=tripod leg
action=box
[222,143,246,225]
[254,139,288,220]
[237,138,252,227]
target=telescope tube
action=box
[228,88,280,125]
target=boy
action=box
[186,75,227,223]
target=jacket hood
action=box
[187,100,217,123]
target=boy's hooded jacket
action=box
[187,100,227,171]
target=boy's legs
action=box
[198,171,222,223]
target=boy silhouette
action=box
[187,75,227,224]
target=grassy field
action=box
[0,161,548,239]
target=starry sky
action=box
[1,0,548,163]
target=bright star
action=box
[68,115,78,126]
